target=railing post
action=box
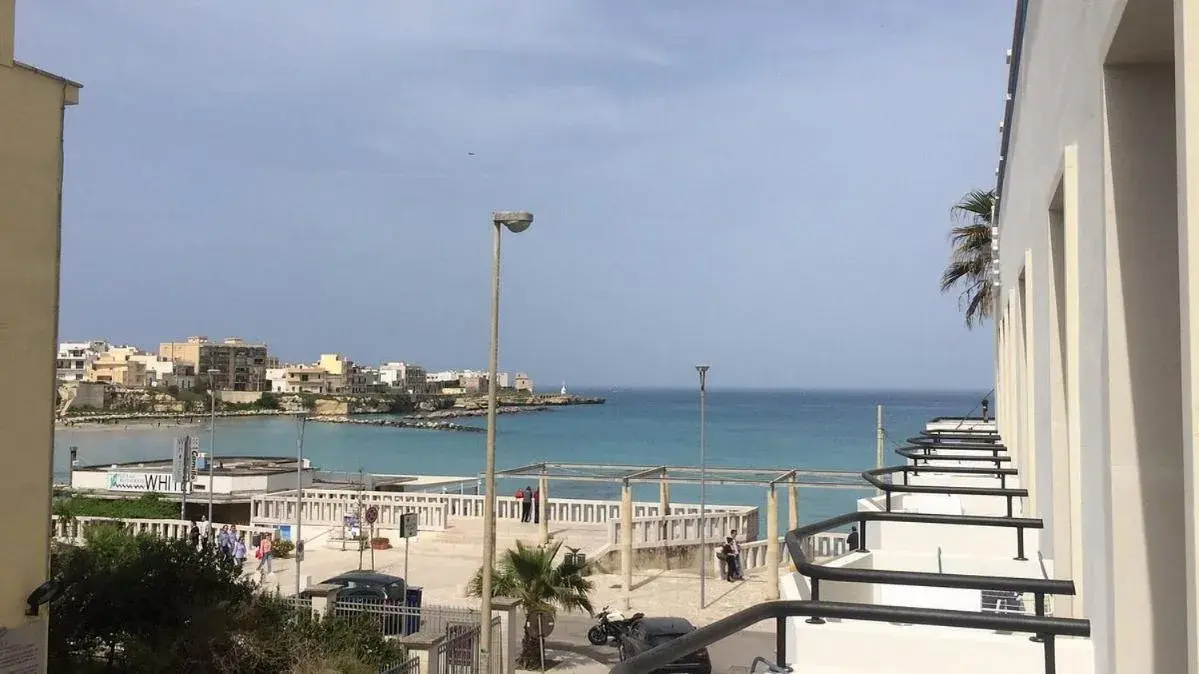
[858,518,869,553]
[1006,495,1013,518]
[885,490,892,512]
[806,580,825,624]
[1042,633,1056,674]
[1000,473,1007,489]
[1030,592,1046,642]
[1015,526,1027,561]
[775,616,787,667]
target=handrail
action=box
[896,446,1009,468]
[784,510,1053,584]
[862,465,1027,517]
[908,434,1006,449]
[608,599,1089,674]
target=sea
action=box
[54,388,986,533]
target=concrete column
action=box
[538,473,549,546]
[621,479,633,609]
[1179,3,1199,670]
[766,484,779,599]
[1062,143,1085,616]
[787,483,799,532]
[1021,248,1039,516]
[659,479,670,518]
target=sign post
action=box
[399,512,419,584]
[173,436,192,519]
[365,505,379,570]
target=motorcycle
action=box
[587,606,644,646]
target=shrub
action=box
[272,538,295,559]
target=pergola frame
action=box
[492,461,866,489]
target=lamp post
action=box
[294,413,308,597]
[206,368,220,526]
[696,364,709,608]
[479,210,533,668]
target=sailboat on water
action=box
[560,381,568,395]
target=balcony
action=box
[612,421,1093,674]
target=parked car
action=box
[616,617,712,674]
[300,571,408,634]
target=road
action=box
[549,615,777,673]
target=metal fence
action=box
[333,597,481,637]
[429,617,502,674]
[980,590,1055,616]
[380,655,421,674]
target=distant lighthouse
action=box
[560,381,568,395]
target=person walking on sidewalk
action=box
[256,532,274,582]
[533,487,541,524]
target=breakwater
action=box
[405,405,551,420]
[309,416,484,433]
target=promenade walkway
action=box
[253,515,774,628]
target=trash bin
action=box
[404,586,423,635]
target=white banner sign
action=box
[106,472,186,494]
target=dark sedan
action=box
[617,617,713,674]
[301,571,408,634]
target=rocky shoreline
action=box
[404,405,551,420]
[309,416,484,433]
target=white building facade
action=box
[993,1,1199,672]
[56,340,109,381]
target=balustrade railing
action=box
[51,515,274,544]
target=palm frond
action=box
[465,540,593,617]
[941,189,996,329]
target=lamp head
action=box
[492,211,534,233]
[695,365,710,374]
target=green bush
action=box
[55,492,178,520]
[256,392,281,410]
[49,527,404,672]
[272,538,295,558]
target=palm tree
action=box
[467,540,593,668]
[940,189,996,328]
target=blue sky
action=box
[18,1,1009,390]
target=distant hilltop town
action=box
[55,335,546,417]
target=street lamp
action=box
[207,368,220,526]
[294,413,308,597]
[479,210,534,667]
[696,365,709,609]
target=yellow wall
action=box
[0,0,79,651]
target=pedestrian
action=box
[720,538,736,582]
[256,532,274,581]
[846,525,860,551]
[234,535,248,567]
[532,487,541,524]
[200,515,212,549]
[521,485,534,522]
[217,525,231,560]
[728,529,744,580]
[514,487,525,520]
[189,521,200,549]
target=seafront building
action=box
[1,0,81,664]
[158,336,269,391]
[991,0,1199,672]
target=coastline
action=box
[55,396,604,432]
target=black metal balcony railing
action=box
[609,599,1090,674]
[610,425,1090,674]
[783,510,1059,592]
[862,465,1028,518]
[896,444,1011,468]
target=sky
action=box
[17,1,1011,390]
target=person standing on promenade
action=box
[514,487,526,520]
[189,521,200,550]
[728,529,744,581]
[256,533,274,583]
[200,515,212,550]
[533,487,541,524]
[846,525,860,552]
[522,485,534,522]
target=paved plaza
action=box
[248,515,775,631]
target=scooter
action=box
[587,606,644,646]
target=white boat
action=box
[560,381,568,395]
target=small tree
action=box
[467,541,593,668]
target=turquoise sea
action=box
[54,389,986,531]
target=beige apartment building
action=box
[159,336,268,391]
[85,353,148,388]
[993,0,1199,672]
[0,0,80,663]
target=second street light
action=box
[478,210,533,668]
[696,364,709,608]
[207,367,220,526]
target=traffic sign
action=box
[171,437,188,483]
[525,612,556,639]
[365,505,379,525]
[399,512,419,538]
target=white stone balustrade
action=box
[607,509,760,549]
[252,489,450,532]
[733,532,849,575]
[51,515,274,544]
